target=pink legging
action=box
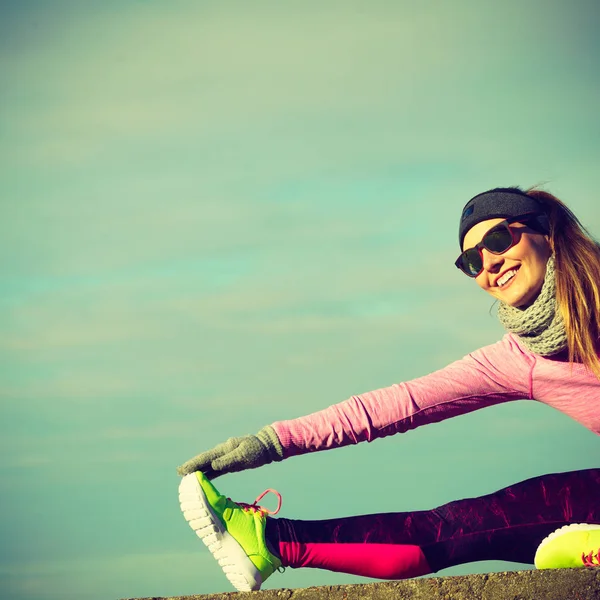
[265,469,600,579]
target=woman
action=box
[177,187,600,592]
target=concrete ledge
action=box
[128,568,600,600]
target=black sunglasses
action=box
[455,214,541,278]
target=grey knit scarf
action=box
[497,255,568,356]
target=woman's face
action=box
[462,218,552,308]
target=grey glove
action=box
[176,425,284,479]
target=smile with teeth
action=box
[497,268,518,287]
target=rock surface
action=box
[126,568,600,600]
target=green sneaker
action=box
[535,524,600,569]
[178,472,282,591]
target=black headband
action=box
[458,188,549,248]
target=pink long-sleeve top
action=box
[271,333,600,457]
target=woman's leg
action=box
[265,469,600,578]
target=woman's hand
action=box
[176,425,284,479]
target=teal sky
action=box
[1,1,599,598]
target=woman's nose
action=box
[481,248,504,272]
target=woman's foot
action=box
[535,524,600,569]
[178,471,282,591]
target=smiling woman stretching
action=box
[177,187,600,592]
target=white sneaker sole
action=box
[535,523,600,567]
[178,473,263,591]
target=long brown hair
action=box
[525,187,600,378]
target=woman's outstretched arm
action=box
[178,334,534,477]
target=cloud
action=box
[2,0,598,173]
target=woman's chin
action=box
[496,284,536,308]
[507,291,538,309]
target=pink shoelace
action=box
[582,549,600,567]
[229,488,283,516]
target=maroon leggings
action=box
[265,469,600,579]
